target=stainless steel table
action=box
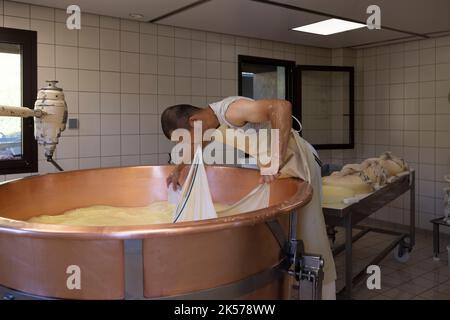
[430,216,450,260]
[323,171,416,299]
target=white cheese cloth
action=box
[172,147,217,222]
[172,146,270,223]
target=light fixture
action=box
[292,18,366,35]
[129,13,145,19]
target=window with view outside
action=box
[0,43,22,161]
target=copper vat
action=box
[0,165,312,300]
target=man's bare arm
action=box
[226,99,292,162]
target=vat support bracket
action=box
[265,211,324,300]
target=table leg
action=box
[409,171,416,247]
[345,214,352,299]
[433,223,440,259]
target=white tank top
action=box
[209,96,269,131]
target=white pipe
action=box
[0,105,46,118]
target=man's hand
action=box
[259,173,280,184]
[166,164,185,190]
[258,158,281,184]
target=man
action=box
[161,96,336,299]
[162,97,292,188]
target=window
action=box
[238,55,300,131]
[0,43,22,160]
[296,65,354,150]
[238,55,295,102]
[0,28,37,174]
[238,56,354,150]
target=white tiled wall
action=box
[0,0,332,182]
[351,39,450,232]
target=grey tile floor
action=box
[332,219,450,300]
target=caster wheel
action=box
[3,293,14,300]
[393,237,411,263]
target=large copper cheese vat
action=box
[0,165,312,300]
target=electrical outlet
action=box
[68,118,79,129]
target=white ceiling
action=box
[17,0,197,21]
[16,0,450,48]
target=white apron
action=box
[214,125,337,298]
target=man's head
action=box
[161,104,220,139]
[161,104,201,139]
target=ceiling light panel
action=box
[292,18,366,35]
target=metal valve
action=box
[288,238,324,300]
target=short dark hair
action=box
[161,104,201,139]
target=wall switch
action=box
[68,118,79,129]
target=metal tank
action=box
[0,165,313,300]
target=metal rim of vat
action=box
[0,165,313,240]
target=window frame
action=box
[238,55,295,104]
[295,65,355,150]
[0,27,38,175]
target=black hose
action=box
[46,156,64,172]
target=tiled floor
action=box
[333,219,450,300]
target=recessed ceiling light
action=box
[129,13,145,19]
[292,18,366,35]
